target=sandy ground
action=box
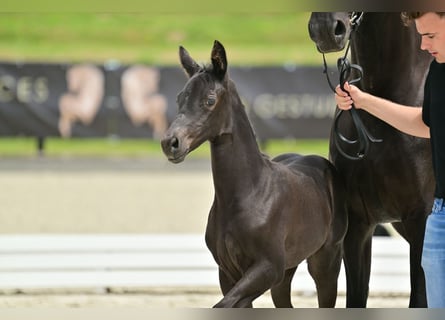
[0,157,213,234]
[0,288,409,308]
[0,157,410,308]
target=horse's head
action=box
[308,12,353,53]
[161,40,231,164]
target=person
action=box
[334,12,445,308]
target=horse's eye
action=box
[206,97,216,107]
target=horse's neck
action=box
[210,89,266,198]
[352,13,431,105]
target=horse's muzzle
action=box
[161,135,188,164]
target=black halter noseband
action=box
[322,12,382,161]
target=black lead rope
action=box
[334,57,383,160]
[322,13,382,161]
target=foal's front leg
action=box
[214,261,281,308]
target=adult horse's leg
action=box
[307,243,343,307]
[343,217,375,307]
[391,218,428,307]
[270,267,297,308]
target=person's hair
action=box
[401,12,445,26]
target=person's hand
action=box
[334,82,362,110]
[335,82,353,110]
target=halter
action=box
[322,12,382,161]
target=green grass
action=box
[0,13,319,66]
[0,137,329,159]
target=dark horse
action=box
[308,12,434,307]
[161,40,348,307]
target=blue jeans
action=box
[422,198,445,308]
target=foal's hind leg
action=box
[217,268,254,307]
[307,244,343,307]
[271,267,297,308]
[213,261,278,308]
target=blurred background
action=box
[0,12,335,233]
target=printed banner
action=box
[0,62,336,140]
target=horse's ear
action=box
[211,40,227,81]
[179,46,200,78]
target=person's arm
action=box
[335,82,430,138]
